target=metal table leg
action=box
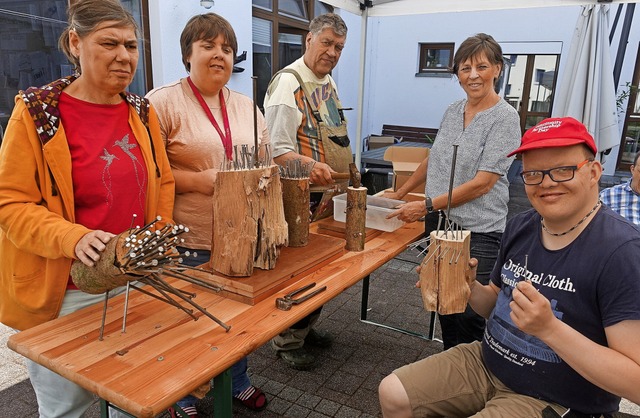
[360,274,441,342]
[99,368,233,417]
[213,368,233,417]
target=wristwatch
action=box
[425,196,434,214]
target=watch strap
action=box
[425,196,434,213]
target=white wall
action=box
[358,7,579,137]
[331,10,362,152]
[148,2,640,175]
[344,5,640,175]
[149,0,254,96]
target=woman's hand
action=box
[75,230,115,267]
[194,169,217,195]
[386,201,426,223]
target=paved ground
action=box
[2,173,639,417]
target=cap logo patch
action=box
[532,120,562,133]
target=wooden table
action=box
[8,222,423,418]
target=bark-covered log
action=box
[281,177,310,247]
[419,230,471,315]
[71,233,130,294]
[345,186,367,252]
[211,165,288,276]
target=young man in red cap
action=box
[379,117,640,418]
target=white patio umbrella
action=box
[551,4,620,158]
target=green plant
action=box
[617,81,638,115]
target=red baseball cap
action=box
[507,117,597,157]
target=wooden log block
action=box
[345,186,367,252]
[281,177,310,247]
[71,233,130,294]
[419,230,471,315]
[211,165,288,276]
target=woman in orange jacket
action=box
[0,1,174,416]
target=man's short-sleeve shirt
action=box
[263,57,344,162]
[483,206,640,414]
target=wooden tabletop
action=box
[8,221,424,417]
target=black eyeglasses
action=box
[520,159,593,185]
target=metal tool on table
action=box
[310,164,362,222]
[275,282,327,311]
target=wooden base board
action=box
[189,233,345,305]
[316,217,382,242]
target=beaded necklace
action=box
[541,200,601,237]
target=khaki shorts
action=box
[393,341,565,418]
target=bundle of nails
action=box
[278,158,314,179]
[409,143,466,264]
[409,213,467,264]
[220,143,271,171]
[97,215,230,340]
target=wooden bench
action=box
[382,124,438,144]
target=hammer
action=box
[331,163,361,187]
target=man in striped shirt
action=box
[600,150,640,225]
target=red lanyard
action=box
[187,76,233,160]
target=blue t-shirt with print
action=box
[482,206,640,414]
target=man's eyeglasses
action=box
[520,159,593,185]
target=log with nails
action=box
[70,216,230,340]
[211,75,287,276]
[212,163,288,276]
[410,144,473,315]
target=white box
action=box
[332,193,405,232]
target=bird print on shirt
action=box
[100,148,118,207]
[114,134,147,210]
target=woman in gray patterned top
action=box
[385,33,521,350]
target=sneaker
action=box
[277,347,316,370]
[304,328,333,348]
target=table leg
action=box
[360,275,371,320]
[99,399,135,417]
[213,368,233,417]
[359,272,441,342]
[100,399,109,418]
[99,394,205,417]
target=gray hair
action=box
[58,0,139,73]
[309,13,347,37]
